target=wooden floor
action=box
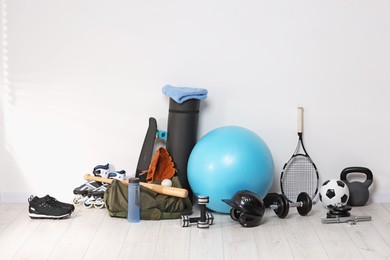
[0,202,390,260]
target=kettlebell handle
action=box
[340,167,373,187]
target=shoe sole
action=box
[29,212,71,219]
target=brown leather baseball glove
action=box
[144,147,176,182]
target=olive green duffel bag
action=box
[104,176,192,220]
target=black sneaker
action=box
[43,195,75,212]
[28,195,72,219]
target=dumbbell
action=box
[181,212,214,227]
[263,192,313,218]
[181,195,214,228]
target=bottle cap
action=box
[128,177,140,184]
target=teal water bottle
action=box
[127,177,140,223]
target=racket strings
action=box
[281,155,318,202]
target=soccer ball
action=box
[319,179,350,209]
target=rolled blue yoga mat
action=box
[166,98,200,203]
[163,85,207,203]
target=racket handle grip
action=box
[297,107,304,133]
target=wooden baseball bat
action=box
[83,174,188,198]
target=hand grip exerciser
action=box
[83,174,188,198]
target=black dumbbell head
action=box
[197,196,209,205]
[264,193,289,219]
[296,192,312,216]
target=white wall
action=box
[0,0,3,203]
[1,0,389,203]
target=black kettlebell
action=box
[340,167,373,206]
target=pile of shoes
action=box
[28,195,75,219]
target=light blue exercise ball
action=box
[188,126,274,213]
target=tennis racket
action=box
[280,107,319,203]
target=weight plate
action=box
[181,215,190,227]
[275,194,289,218]
[197,221,209,229]
[198,196,209,205]
[265,193,289,218]
[206,212,214,225]
[263,193,280,208]
[296,192,312,216]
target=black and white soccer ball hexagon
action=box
[319,179,350,209]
